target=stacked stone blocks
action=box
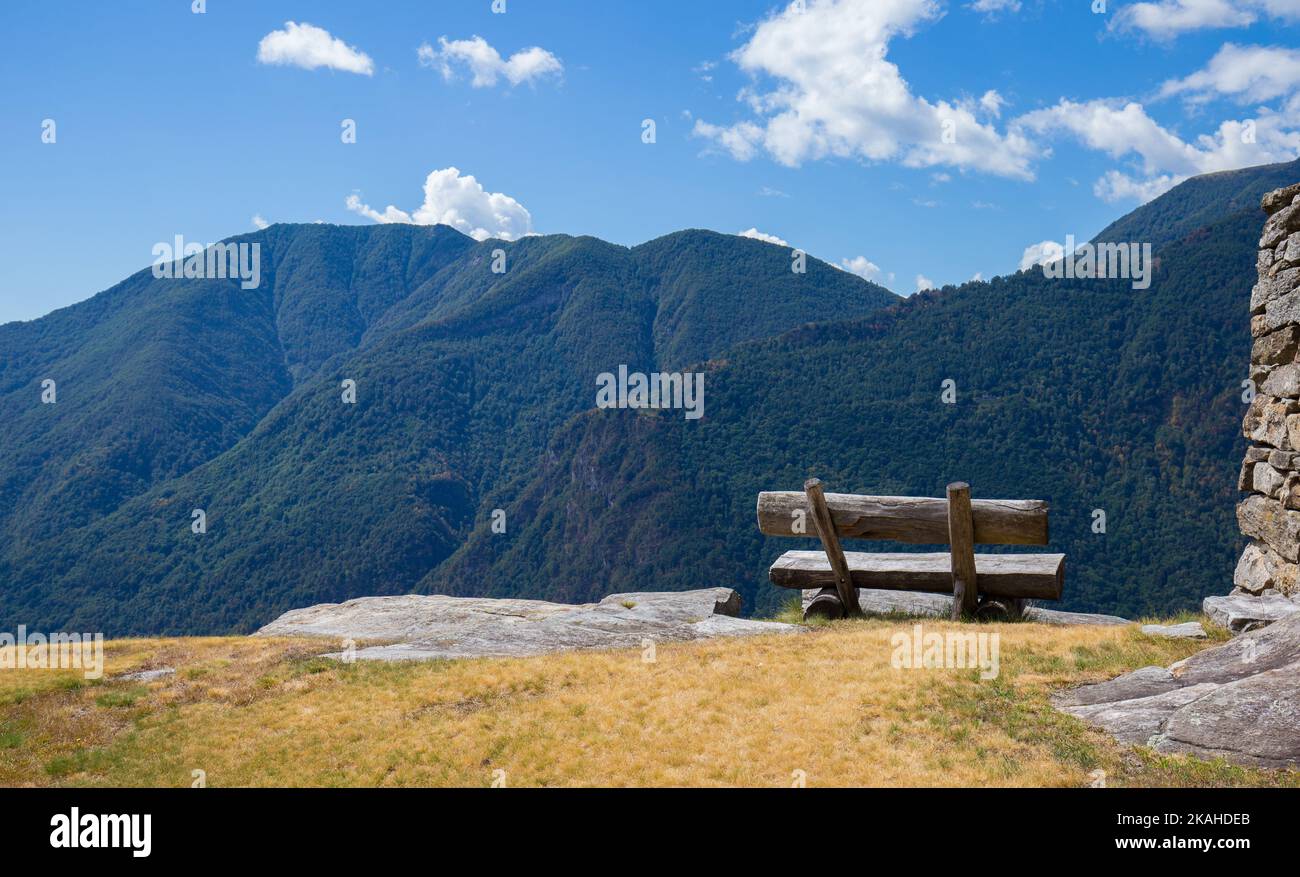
[1237,182,1300,597]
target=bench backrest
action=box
[756,491,1049,545]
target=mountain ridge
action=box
[3,158,1297,633]
[0,222,896,634]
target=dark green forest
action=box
[2,160,1296,633]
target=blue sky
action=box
[1,0,1298,323]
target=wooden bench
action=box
[756,479,1063,622]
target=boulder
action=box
[1260,205,1296,249]
[1258,246,1274,278]
[1055,666,1181,707]
[1262,183,1300,214]
[1203,593,1300,633]
[1243,395,1296,448]
[1063,684,1219,746]
[1253,325,1300,367]
[1263,288,1300,333]
[1283,232,1300,269]
[1268,449,1300,470]
[1262,363,1300,398]
[1252,462,1286,497]
[1141,622,1207,639]
[1251,268,1300,313]
[117,667,176,683]
[1234,541,1300,595]
[1055,613,1300,768]
[1237,494,1300,561]
[255,588,800,661]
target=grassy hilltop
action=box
[2,617,1295,788]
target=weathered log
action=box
[757,492,1048,545]
[947,483,979,619]
[803,587,846,622]
[769,551,1065,600]
[975,596,1026,622]
[803,478,862,618]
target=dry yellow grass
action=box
[1,619,1296,788]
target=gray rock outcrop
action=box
[1055,612,1300,768]
[256,588,799,661]
[1203,593,1300,633]
[1141,622,1207,639]
[802,588,1130,626]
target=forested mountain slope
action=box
[429,161,1298,619]
[0,225,894,633]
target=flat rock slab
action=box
[1054,613,1300,769]
[256,588,799,661]
[802,588,1130,626]
[117,667,176,683]
[1141,622,1207,639]
[1203,594,1300,633]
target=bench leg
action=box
[950,579,966,622]
[804,478,863,618]
[947,483,980,620]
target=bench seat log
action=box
[757,492,1048,545]
[769,550,1064,601]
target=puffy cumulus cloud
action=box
[915,274,935,292]
[257,22,374,75]
[1014,98,1300,202]
[1020,240,1064,271]
[1159,44,1300,104]
[738,228,789,246]
[692,0,1036,179]
[252,214,270,230]
[839,255,888,283]
[1112,0,1300,40]
[346,168,534,241]
[419,36,562,87]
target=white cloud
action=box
[1020,240,1064,271]
[970,0,1022,16]
[738,227,789,246]
[419,36,562,87]
[839,255,886,282]
[346,168,534,241]
[979,89,1006,118]
[1113,0,1300,40]
[252,214,270,230]
[971,271,985,282]
[257,22,374,76]
[915,274,935,292]
[1014,98,1300,202]
[1092,171,1184,203]
[1159,44,1300,104]
[692,0,1036,179]
[688,0,1299,206]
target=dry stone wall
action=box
[1237,182,1300,598]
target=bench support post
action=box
[804,478,862,618]
[947,482,979,620]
